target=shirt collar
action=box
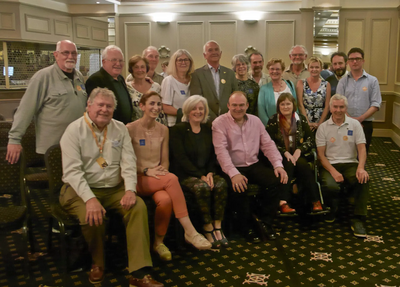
[327,114,350,126]
[285,63,307,73]
[227,111,248,124]
[347,69,367,79]
[208,63,220,72]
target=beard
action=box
[65,61,76,70]
[334,68,346,77]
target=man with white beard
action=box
[6,40,87,164]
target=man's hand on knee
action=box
[85,198,106,226]
[231,174,248,193]
[274,167,288,184]
[330,170,344,183]
[356,168,369,184]
[120,190,137,210]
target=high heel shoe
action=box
[214,228,228,247]
[185,232,212,250]
[203,229,221,248]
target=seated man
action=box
[316,94,369,238]
[212,91,287,241]
[60,87,163,286]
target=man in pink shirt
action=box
[212,91,287,241]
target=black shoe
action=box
[351,219,367,238]
[261,223,277,240]
[245,229,261,243]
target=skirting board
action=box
[373,128,400,147]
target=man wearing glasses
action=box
[336,47,382,153]
[283,45,310,84]
[6,40,87,164]
[86,45,133,124]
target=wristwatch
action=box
[143,168,149,176]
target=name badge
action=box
[248,89,253,93]
[76,85,82,91]
[140,139,145,146]
[348,130,353,136]
[180,90,186,95]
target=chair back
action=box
[0,147,25,205]
[44,144,64,203]
[21,121,45,168]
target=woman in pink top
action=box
[126,91,211,262]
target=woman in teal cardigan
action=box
[258,58,297,126]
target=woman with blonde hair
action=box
[296,56,331,131]
[170,95,228,247]
[162,49,195,127]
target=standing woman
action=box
[258,58,297,126]
[231,54,259,115]
[296,56,331,131]
[170,96,228,248]
[162,49,195,127]
[126,55,166,124]
[127,91,211,262]
[266,93,323,213]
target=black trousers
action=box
[361,121,373,154]
[226,160,282,231]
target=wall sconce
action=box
[237,11,263,23]
[244,20,258,24]
[151,13,174,24]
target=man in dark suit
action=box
[190,40,238,121]
[85,45,133,124]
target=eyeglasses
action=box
[176,58,190,63]
[106,58,125,65]
[290,54,305,57]
[348,57,363,62]
[58,51,78,57]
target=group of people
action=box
[4,38,381,287]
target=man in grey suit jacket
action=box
[190,40,238,121]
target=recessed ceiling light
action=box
[96,1,100,3]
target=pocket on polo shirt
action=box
[48,89,69,108]
[111,141,122,164]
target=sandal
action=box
[214,228,229,247]
[203,229,221,248]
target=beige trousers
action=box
[59,183,152,273]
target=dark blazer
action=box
[169,122,216,180]
[190,64,238,121]
[266,113,315,156]
[85,68,133,124]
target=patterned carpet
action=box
[0,137,399,287]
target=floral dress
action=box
[126,81,167,125]
[302,79,328,123]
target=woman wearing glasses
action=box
[126,55,167,124]
[161,49,195,127]
[231,54,259,115]
[258,58,297,126]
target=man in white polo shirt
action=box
[316,94,369,238]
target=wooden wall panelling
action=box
[265,20,295,64]
[370,19,391,84]
[177,21,205,70]
[208,21,237,68]
[124,22,150,74]
[344,19,365,53]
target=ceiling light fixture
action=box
[105,0,120,4]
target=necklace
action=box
[273,79,284,92]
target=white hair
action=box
[102,45,124,60]
[142,46,159,58]
[289,45,308,56]
[56,40,76,51]
[330,94,348,107]
[203,40,220,54]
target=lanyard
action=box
[83,112,107,154]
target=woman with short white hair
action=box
[170,95,229,248]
